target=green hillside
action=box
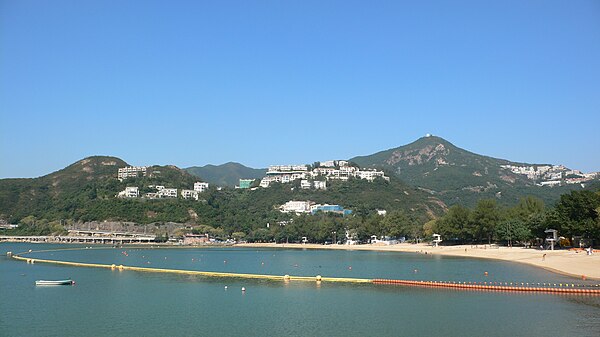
[0,157,199,223]
[351,136,592,207]
[0,157,446,241]
[185,162,266,187]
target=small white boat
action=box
[35,279,75,286]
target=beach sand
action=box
[236,242,600,280]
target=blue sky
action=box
[1,0,599,178]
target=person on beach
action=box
[542,253,546,261]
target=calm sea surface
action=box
[1,243,599,337]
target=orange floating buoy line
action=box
[371,279,600,295]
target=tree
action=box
[495,219,531,246]
[436,205,472,243]
[471,199,501,243]
[554,190,600,241]
[381,210,410,238]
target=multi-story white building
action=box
[313,181,327,190]
[279,201,314,213]
[300,180,312,189]
[357,170,388,181]
[181,189,199,200]
[539,181,561,187]
[117,186,139,198]
[194,182,209,193]
[261,162,387,187]
[320,160,336,168]
[118,166,148,181]
[157,187,178,198]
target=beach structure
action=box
[433,234,442,247]
[545,229,558,250]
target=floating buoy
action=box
[241,287,246,292]
[224,286,228,290]
[414,269,418,273]
[348,266,352,270]
[224,260,227,264]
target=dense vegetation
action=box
[429,191,600,247]
[2,155,599,247]
[0,156,446,241]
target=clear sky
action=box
[1,0,599,178]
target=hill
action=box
[350,136,593,207]
[185,162,266,187]
[0,156,446,241]
[0,156,199,223]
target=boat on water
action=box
[35,279,75,286]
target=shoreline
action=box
[236,242,600,280]
[3,239,598,280]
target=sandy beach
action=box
[236,242,600,280]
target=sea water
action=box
[1,243,599,337]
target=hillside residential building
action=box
[310,204,352,216]
[501,164,598,187]
[181,189,199,200]
[300,180,312,189]
[300,180,327,190]
[118,166,148,181]
[237,179,255,189]
[313,181,327,190]
[280,201,314,213]
[117,186,139,198]
[158,188,178,198]
[539,180,561,187]
[260,161,387,187]
[193,182,209,193]
[146,185,177,198]
[279,200,352,215]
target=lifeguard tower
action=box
[432,234,442,247]
[545,229,558,250]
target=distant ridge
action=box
[185,162,266,187]
[350,135,590,206]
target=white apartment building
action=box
[261,162,387,187]
[280,201,313,213]
[313,181,327,190]
[194,182,209,193]
[357,170,389,181]
[118,166,148,181]
[320,160,336,168]
[300,180,312,189]
[158,188,178,198]
[117,186,139,198]
[181,189,199,200]
[539,181,561,187]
